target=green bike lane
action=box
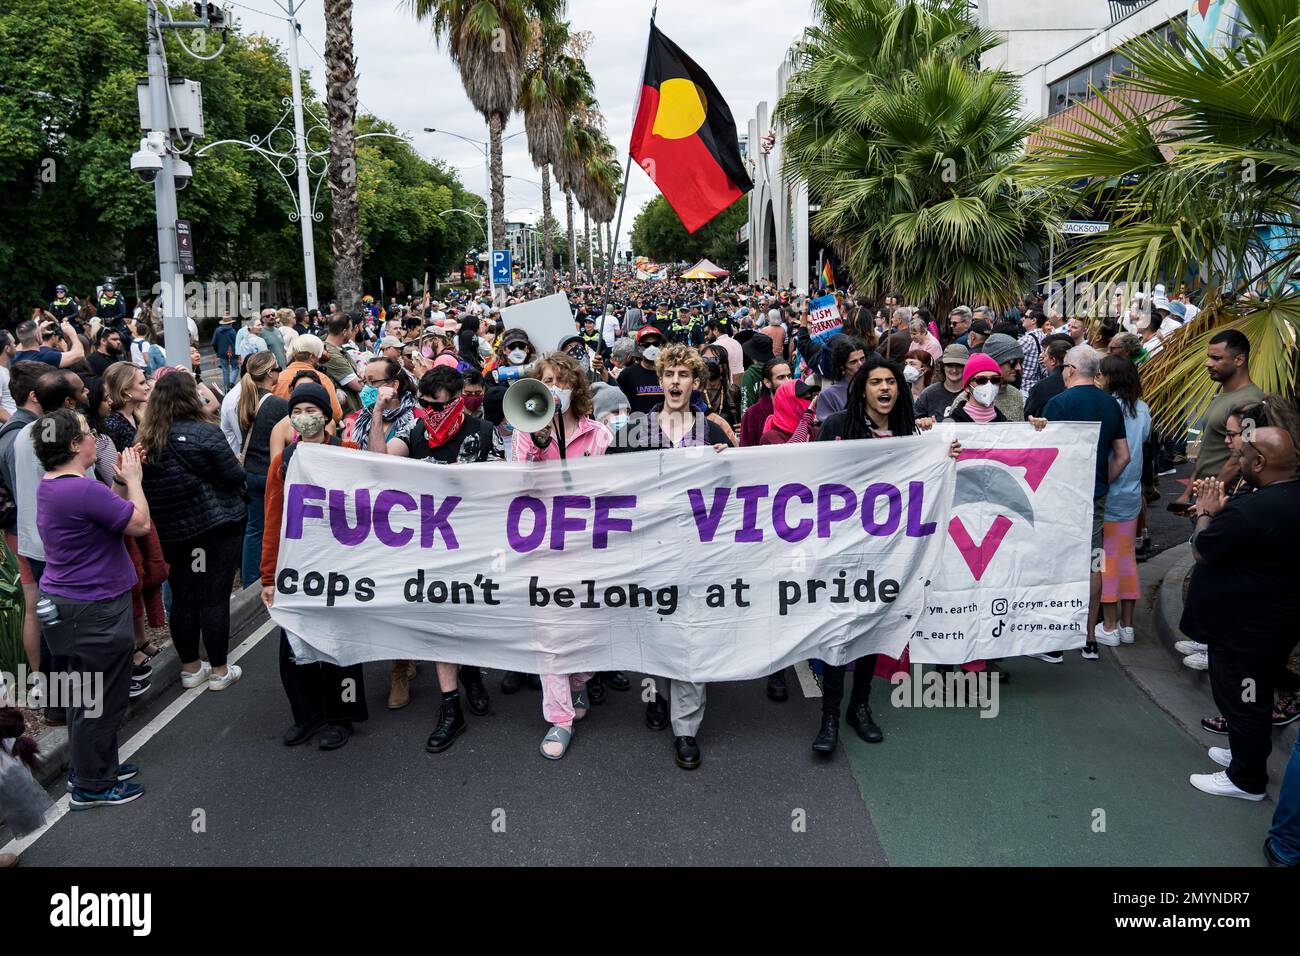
[836,652,1276,866]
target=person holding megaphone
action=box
[509,352,613,760]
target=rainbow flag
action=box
[820,259,834,289]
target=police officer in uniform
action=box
[49,284,80,331]
[97,281,129,336]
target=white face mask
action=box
[549,386,572,413]
[508,348,528,365]
[903,365,921,383]
[642,345,661,362]
[971,382,999,407]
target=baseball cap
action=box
[637,326,663,343]
[378,336,403,349]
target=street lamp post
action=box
[425,127,526,302]
[284,0,317,310]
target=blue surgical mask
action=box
[360,384,379,408]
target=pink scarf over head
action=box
[764,380,809,436]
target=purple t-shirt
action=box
[37,475,136,601]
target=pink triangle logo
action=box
[948,515,1014,581]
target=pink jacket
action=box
[513,415,613,462]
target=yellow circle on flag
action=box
[652,78,708,140]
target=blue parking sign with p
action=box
[492,250,512,286]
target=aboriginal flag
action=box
[630,25,753,234]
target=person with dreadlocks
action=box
[811,353,958,756]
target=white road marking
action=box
[794,659,821,698]
[1,618,276,858]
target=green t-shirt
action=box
[1195,383,1264,480]
[322,342,362,414]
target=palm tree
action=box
[409,0,563,264]
[556,91,597,282]
[521,19,586,291]
[1020,0,1300,427]
[324,0,362,311]
[775,0,1053,318]
[584,135,621,277]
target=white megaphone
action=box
[503,378,556,433]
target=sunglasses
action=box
[969,375,1001,386]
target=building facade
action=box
[744,0,1237,295]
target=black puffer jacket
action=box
[142,419,247,544]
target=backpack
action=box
[0,417,32,528]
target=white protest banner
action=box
[499,292,578,353]
[269,436,956,681]
[910,422,1099,663]
[808,293,843,345]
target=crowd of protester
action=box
[0,273,1295,870]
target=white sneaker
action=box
[1182,651,1209,671]
[207,664,242,692]
[1094,623,1122,647]
[1189,771,1264,801]
[1119,626,1136,645]
[1174,640,1208,655]
[1208,747,1231,768]
[181,661,211,689]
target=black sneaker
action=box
[129,674,151,699]
[1081,642,1100,661]
[604,671,631,691]
[132,661,152,678]
[587,673,606,705]
[1029,652,1063,664]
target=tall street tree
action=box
[410,0,564,273]
[324,0,363,312]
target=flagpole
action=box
[600,1,658,328]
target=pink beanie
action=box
[962,352,1002,389]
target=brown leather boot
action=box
[388,660,413,709]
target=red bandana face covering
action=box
[422,396,465,448]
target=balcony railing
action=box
[1109,0,1157,25]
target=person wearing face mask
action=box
[461,369,487,417]
[512,353,613,760]
[903,349,934,405]
[556,333,604,386]
[347,357,418,450]
[946,353,1007,424]
[365,366,496,744]
[617,327,666,416]
[487,329,537,386]
[261,382,369,750]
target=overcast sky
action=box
[229,0,813,252]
